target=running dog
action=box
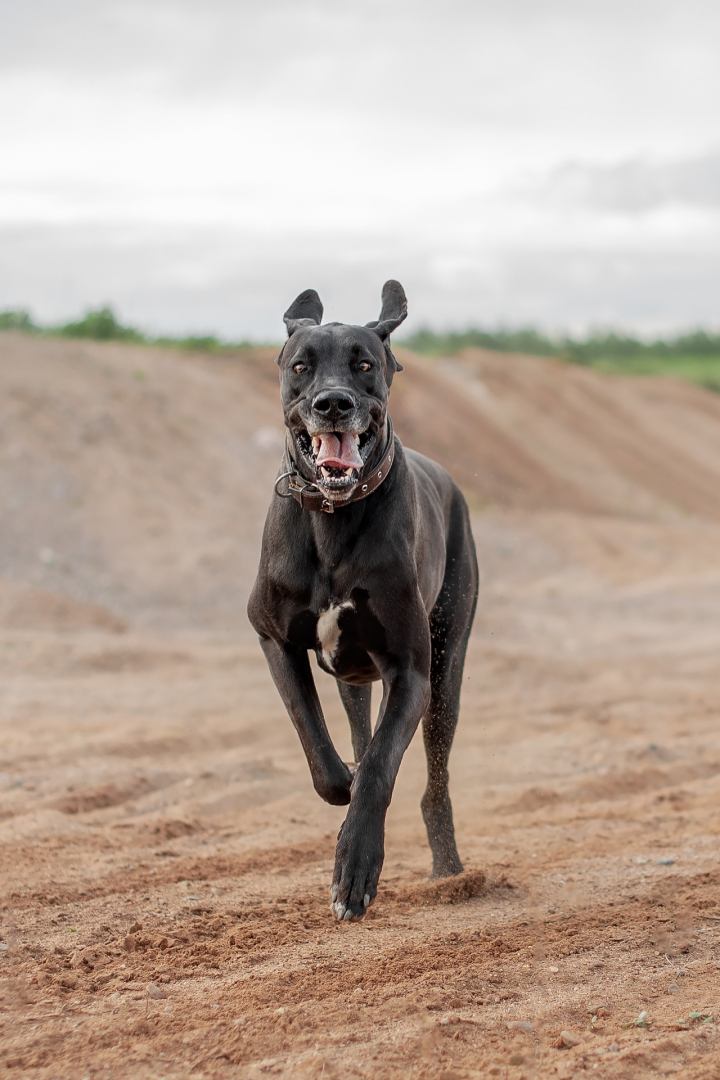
[248,281,478,919]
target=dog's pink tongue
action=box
[315,432,364,470]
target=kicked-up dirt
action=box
[1,334,720,1079]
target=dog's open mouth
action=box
[296,429,376,490]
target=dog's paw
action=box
[329,819,384,920]
[313,761,354,806]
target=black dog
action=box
[248,281,478,919]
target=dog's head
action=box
[276,280,407,501]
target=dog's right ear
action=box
[283,289,324,337]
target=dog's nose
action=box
[312,389,356,421]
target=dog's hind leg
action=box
[421,499,478,878]
[421,639,466,878]
[337,682,372,763]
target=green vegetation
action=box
[403,327,720,393]
[0,305,269,352]
[403,327,558,357]
[55,306,145,343]
[583,354,720,393]
[0,309,37,332]
[154,334,222,351]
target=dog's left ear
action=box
[283,289,324,337]
[366,280,407,339]
[366,280,407,374]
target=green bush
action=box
[0,309,37,332]
[55,307,146,343]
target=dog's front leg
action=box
[259,638,354,805]
[331,661,431,919]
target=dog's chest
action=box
[315,601,355,672]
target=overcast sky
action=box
[1,0,719,337]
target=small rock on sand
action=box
[507,1020,533,1034]
[560,1030,582,1048]
[147,983,167,999]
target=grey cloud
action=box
[540,151,720,213]
[3,0,719,127]
[1,222,718,337]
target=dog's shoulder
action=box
[403,446,459,497]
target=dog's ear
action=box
[283,289,324,337]
[366,280,407,340]
[366,280,407,376]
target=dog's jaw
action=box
[292,425,379,499]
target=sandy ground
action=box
[2,337,720,1078]
[3,509,720,1079]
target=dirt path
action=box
[2,506,720,1079]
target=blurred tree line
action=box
[0,306,236,351]
[403,326,720,362]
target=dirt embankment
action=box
[1,333,720,1079]
[391,346,720,520]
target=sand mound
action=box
[392,347,720,519]
[400,867,488,905]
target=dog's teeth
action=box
[344,468,353,477]
[353,434,360,445]
[321,467,331,479]
[311,436,321,454]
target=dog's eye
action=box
[359,361,372,373]
[293,362,307,374]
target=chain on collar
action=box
[274,418,395,514]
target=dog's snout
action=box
[312,389,356,421]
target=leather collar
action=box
[275,417,395,514]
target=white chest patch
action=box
[316,601,355,672]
